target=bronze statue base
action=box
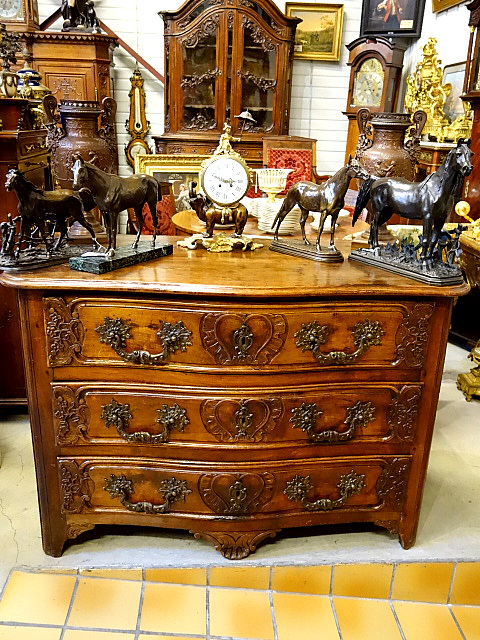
[269,238,344,263]
[0,244,98,271]
[349,247,464,286]
[69,241,173,274]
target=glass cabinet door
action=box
[234,16,278,134]
[180,21,221,131]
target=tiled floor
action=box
[1,563,480,639]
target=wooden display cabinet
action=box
[22,31,117,103]
[0,97,51,406]
[154,0,300,167]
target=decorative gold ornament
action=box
[455,201,480,241]
[177,233,263,252]
[404,37,471,143]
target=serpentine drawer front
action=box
[44,296,435,372]
[0,242,467,559]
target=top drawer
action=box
[44,296,435,373]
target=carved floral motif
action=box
[44,298,85,367]
[386,386,422,441]
[60,461,92,513]
[53,386,90,445]
[192,529,279,559]
[394,304,434,368]
[199,472,275,514]
[376,458,411,509]
[200,397,283,442]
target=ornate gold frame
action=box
[432,0,464,13]
[285,3,344,62]
[134,153,209,178]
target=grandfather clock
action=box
[461,0,480,219]
[344,36,406,162]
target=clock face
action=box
[201,157,250,206]
[352,58,385,108]
[0,0,23,20]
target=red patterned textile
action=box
[140,196,176,235]
[267,148,313,194]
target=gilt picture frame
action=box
[359,0,426,39]
[285,3,344,61]
[135,153,209,211]
[442,62,467,122]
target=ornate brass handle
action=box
[101,398,189,443]
[284,471,365,511]
[290,400,375,442]
[294,319,384,364]
[96,317,192,365]
[104,474,191,513]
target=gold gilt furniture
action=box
[153,0,300,167]
[0,241,467,558]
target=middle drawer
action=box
[52,382,423,449]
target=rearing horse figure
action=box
[352,139,473,266]
[72,154,160,256]
[271,156,368,250]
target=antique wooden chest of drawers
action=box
[0,239,468,559]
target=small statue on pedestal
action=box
[61,0,100,32]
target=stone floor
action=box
[0,343,479,594]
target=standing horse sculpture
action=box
[4,169,100,258]
[271,157,368,250]
[352,139,473,267]
[72,154,160,256]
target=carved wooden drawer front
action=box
[44,297,434,372]
[59,456,411,520]
[52,383,422,447]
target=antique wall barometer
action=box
[125,65,151,167]
[0,0,39,31]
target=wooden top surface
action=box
[0,235,469,300]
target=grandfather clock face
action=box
[351,58,385,108]
[0,0,23,19]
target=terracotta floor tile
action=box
[332,563,393,599]
[0,626,62,640]
[63,631,136,639]
[271,565,331,594]
[334,597,403,640]
[79,569,142,581]
[451,606,480,640]
[145,567,207,585]
[137,636,206,640]
[394,601,464,640]
[0,571,76,626]
[209,587,274,639]
[392,562,454,603]
[450,563,480,605]
[209,566,270,589]
[273,592,339,640]
[67,577,142,631]
[140,582,206,635]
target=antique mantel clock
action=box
[199,124,252,213]
[0,0,39,31]
[344,36,406,161]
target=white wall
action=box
[37,0,472,177]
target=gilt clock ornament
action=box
[0,0,39,31]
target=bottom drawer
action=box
[59,455,411,522]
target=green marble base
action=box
[69,241,173,274]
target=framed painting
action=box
[432,0,465,13]
[285,3,344,61]
[359,0,426,39]
[443,62,467,122]
[135,153,209,212]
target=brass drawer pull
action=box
[104,474,191,513]
[96,317,192,365]
[290,400,375,442]
[101,398,189,443]
[294,319,384,364]
[284,471,365,511]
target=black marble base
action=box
[349,247,465,286]
[269,238,344,263]
[69,241,173,274]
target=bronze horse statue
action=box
[188,181,248,237]
[4,168,100,257]
[271,157,368,249]
[72,154,160,256]
[352,138,473,266]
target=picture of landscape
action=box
[286,3,344,61]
